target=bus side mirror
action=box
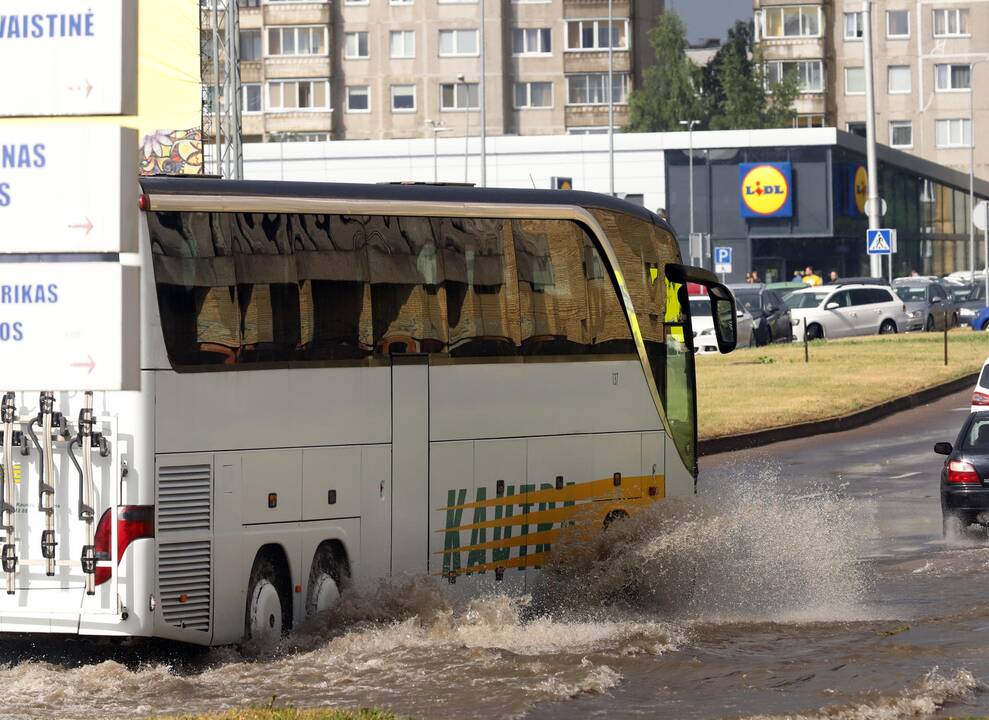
[666,263,737,354]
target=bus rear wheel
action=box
[246,554,289,645]
[306,544,348,619]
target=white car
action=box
[785,284,908,340]
[690,294,754,353]
[972,358,989,412]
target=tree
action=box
[627,16,801,133]
[706,21,800,129]
[626,12,705,132]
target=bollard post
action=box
[803,317,809,363]
[944,310,948,366]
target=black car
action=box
[728,284,792,346]
[935,410,989,534]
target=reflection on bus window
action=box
[148,211,638,368]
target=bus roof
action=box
[138,177,672,233]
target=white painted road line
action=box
[890,471,922,479]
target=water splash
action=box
[539,477,872,622]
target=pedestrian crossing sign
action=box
[866,228,895,255]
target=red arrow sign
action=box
[66,79,94,98]
[68,218,94,237]
[70,354,96,375]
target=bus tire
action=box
[306,542,349,619]
[603,508,629,530]
[245,549,291,644]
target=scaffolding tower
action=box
[201,0,243,179]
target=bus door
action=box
[0,392,121,632]
[389,354,430,576]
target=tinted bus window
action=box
[149,211,634,369]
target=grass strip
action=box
[696,330,989,440]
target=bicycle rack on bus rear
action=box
[0,392,115,602]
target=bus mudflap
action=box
[1,392,16,594]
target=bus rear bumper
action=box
[0,539,154,638]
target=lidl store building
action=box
[243,127,989,285]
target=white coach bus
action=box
[0,179,735,646]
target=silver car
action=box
[786,284,908,340]
[892,279,956,331]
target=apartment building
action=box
[753,1,989,180]
[227,0,662,142]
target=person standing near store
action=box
[802,266,822,286]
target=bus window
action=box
[590,209,695,471]
[513,219,589,355]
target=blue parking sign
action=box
[714,246,732,273]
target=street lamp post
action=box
[969,60,988,288]
[680,119,699,264]
[607,0,614,196]
[457,73,469,183]
[425,120,453,183]
[862,0,882,278]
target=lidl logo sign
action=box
[854,165,868,215]
[739,162,793,218]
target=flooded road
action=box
[2,389,987,720]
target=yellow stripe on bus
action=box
[437,529,561,556]
[439,474,661,511]
[446,552,551,576]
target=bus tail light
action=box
[972,391,989,406]
[947,460,980,485]
[94,506,155,586]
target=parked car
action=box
[728,284,792,346]
[690,294,754,352]
[891,278,956,331]
[785,284,907,340]
[969,306,989,332]
[934,410,989,535]
[823,276,890,286]
[970,358,989,412]
[951,283,988,326]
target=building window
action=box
[241,83,262,113]
[845,67,865,94]
[936,118,972,147]
[888,65,912,94]
[267,26,327,56]
[267,79,330,110]
[933,8,969,37]
[239,29,262,60]
[391,84,416,112]
[513,81,553,108]
[438,0,478,4]
[390,30,415,58]
[846,122,866,137]
[438,29,479,57]
[566,73,630,105]
[762,6,820,37]
[565,19,629,51]
[889,121,912,148]
[268,132,330,143]
[344,0,369,6]
[512,27,552,55]
[345,31,369,59]
[843,12,864,40]
[391,0,413,5]
[935,64,971,91]
[440,82,479,110]
[765,59,824,93]
[793,114,825,128]
[239,0,261,7]
[346,85,370,112]
[887,9,910,38]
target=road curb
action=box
[699,371,979,457]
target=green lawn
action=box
[696,330,989,440]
